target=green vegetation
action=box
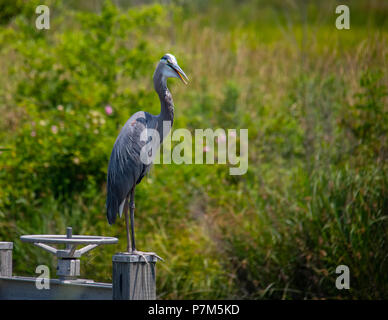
[0,0,387,299]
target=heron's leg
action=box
[129,186,136,252]
[128,187,163,262]
[123,197,131,252]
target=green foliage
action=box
[0,0,387,299]
[0,0,24,25]
[2,1,164,202]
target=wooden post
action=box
[112,253,158,300]
[0,242,13,277]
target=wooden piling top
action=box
[112,253,159,263]
[0,242,13,250]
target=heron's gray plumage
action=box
[106,111,156,224]
[106,54,187,226]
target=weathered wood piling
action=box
[0,242,13,277]
[112,253,158,300]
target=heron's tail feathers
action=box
[106,196,118,225]
[106,203,117,225]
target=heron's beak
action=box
[169,63,189,85]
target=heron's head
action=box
[157,53,189,85]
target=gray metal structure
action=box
[0,276,112,300]
[1,230,160,299]
[106,53,188,253]
[20,227,118,280]
[0,227,117,299]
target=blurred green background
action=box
[0,0,387,299]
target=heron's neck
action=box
[154,72,174,131]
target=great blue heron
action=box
[106,53,188,255]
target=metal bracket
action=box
[21,227,118,280]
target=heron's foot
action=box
[130,250,164,263]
